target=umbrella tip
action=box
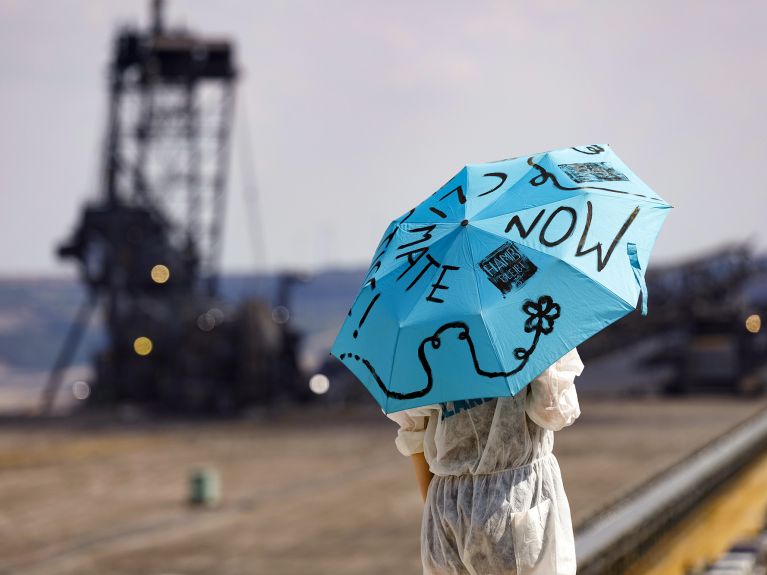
[461,219,469,227]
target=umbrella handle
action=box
[627,242,648,316]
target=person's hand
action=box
[410,451,434,503]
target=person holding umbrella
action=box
[388,348,583,574]
[332,144,671,574]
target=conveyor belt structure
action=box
[575,407,767,574]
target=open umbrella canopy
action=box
[331,144,672,413]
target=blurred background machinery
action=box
[42,0,308,414]
[638,245,767,395]
[555,243,767,396]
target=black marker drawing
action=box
[398,224,436,250]
[576,202,640,272]
[364,208,415,284]
[502,199,640,272]
[479,242,538,296]
[396,248,440,290]
[539,206,578,248]
[505,210,545,236]
[478,172,508,197]
[350,292,381,339]
[440,184,466,205]
[339,294,560,400]
[527,156,653,200]
[426,264,460,303]
[571,145,605,155]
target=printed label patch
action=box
[558,162,629,183]
[479,241,537,296]
[440,397,496,420]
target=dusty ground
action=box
[0,396,765,575]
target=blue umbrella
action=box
[331,144,671,413]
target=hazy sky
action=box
[1,1,765,277]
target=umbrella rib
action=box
[470,159,669,222]
[468,162,546,220]
[367,223,457,288]
[472,188,667,229]
[388,227,463,328]
[464,227,511,394]
[528,153,671,206]
[471,189,663,308]
[406,163,581,225]
[472,191,583,226]
[383,324,402,414]
[476,227,639,309]
[555,186,671,207]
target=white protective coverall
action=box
[387,347,584,575]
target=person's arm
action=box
[386,406,437,501]
[525,347,584,431]
[411,450,434,503]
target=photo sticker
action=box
[479,242,537,296]
[558,162,629,183]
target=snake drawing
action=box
[338,295,561,400]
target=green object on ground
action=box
[188,468,221,507]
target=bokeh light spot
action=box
[309,373,330,395]
[133,336,153,356]
[272,306,290,324]
[150,264,170,284]
[72,380,91,400]
[745,314,762,334]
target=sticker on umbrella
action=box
[331,144,672,413]
[478,241,538,296]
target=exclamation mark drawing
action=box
[353,293,381,339]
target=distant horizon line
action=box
[0,263,370,282]
[0,242,761,282]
